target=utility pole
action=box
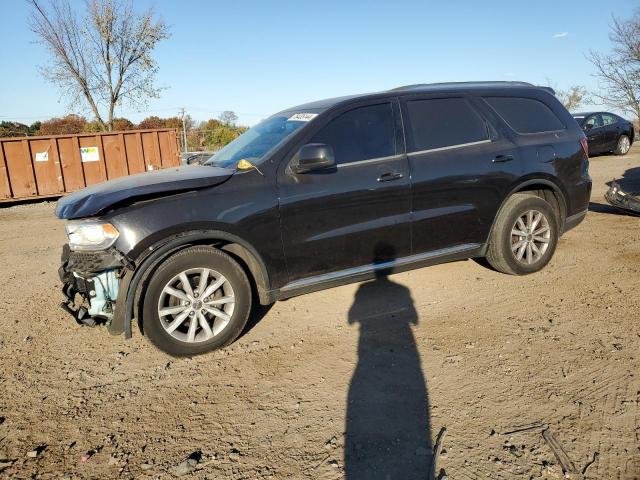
[180,108,188,153]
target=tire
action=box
[142,246,252,357]
[485,193,559,275]
[614,135,631,156]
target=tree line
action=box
[0,112,248,151]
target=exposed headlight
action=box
[66,221,119,251]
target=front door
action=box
[278,100,411,284]
[584,114,605,153]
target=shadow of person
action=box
[345,245,433,479]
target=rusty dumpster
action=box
[0,128,181,202]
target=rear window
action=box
[485,97,565,134]
[405,98,489,152]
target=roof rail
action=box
[389,81,538,92]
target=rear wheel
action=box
[142,246,252,356]
[485,193,559,275]
[614,135,631,155]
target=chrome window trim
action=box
[407,139,492,156]
[336,153,405,168]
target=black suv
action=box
[57,81,592,356]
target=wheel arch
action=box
[113,230,272,339]
[484,178,568,250]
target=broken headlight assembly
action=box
[66,221,120,251]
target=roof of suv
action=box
[287,81,555,114]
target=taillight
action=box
[580,137,589,158]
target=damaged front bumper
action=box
[605,182,640,216]
[59,244,127,327]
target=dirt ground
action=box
[0,148,639,480]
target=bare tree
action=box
[555,85,590,112]
[219,111,238,126]
[587,10,640,120]
[29,0,170,131]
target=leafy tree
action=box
[556,85,590,112]
[137,115,189,130]
[38,114,87,135]
[29,122,42,135]
[112,118,135,131]
[137,116,164,130]
[219,111,238,126]
[29,0,170,131]
[0,121,31,137]
[588,10,640,120]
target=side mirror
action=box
[584,123,594,131]
[291,143,336,174]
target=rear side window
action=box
[310,103,395,164]
[405,98,489,152]
[485,97,565,133]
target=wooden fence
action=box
[0,128,180,202]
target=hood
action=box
[56,165,234,219]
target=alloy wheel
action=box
[157,268,235,343]
[510,210,551,265]
[619,136,630,155]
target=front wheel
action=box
[614,135,631,156]
[485,193,559,275]
[142,246,252,357]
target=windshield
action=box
[204,113,316,168]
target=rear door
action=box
[278,99,411,283]
[401,95,521,254]
[600,113,619,150]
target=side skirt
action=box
[271,243,483,301]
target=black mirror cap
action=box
[584,123,594,130]
[292,143,336,173]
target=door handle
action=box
[377,172,403,182]
[492,154,514,163]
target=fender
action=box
[107,230,271,339]
[482,177,568,254]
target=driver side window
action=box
[310,103,396,165]
[585,114,603,129]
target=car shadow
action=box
[344,245,435,479]
[605,166,640,195]
[239,303,274,338]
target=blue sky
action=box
[0,0,637,126]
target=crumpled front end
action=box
[605,181,640,216]
[59,244,127,327]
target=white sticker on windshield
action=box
[288,113,318,122]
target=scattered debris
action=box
[605,181,640,216]
[79,450,95,463]
[429,427,447,480]
[324,435,337,450]
[501,421,547,435]
[582,451,599,475]
[0,459,14,472]
[542,428,576,474]
[172,450,202,477]
[26,445,46,458]
[0,416,4,425]
[312,454,331,471]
